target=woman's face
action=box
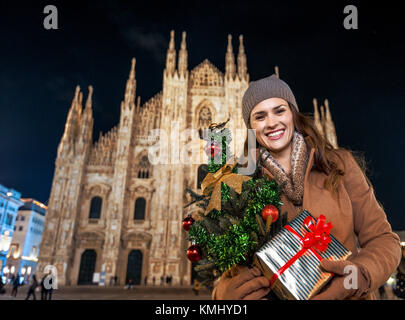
[249,97,294,154]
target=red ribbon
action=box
[269,214,333,288]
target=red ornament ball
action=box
[182,215,195,231]
[187,245,202,262]
[204,142,221,157]
[261,204,279,223]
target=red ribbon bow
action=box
[301,215,333,252]
[269,214,334,288]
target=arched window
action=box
[89,196,102,219]
[137,155,150,179]
[197,164,209,189]
[198,106,212,139]
[134,198,146,220]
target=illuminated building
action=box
[0,183,23,282]
[7,198,47,283]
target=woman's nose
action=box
[265,116,278,128]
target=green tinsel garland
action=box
[188,177,283,272]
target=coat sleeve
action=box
[342,150,402,294]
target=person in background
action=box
[40,274,47,300]
[47,272,54,300]
[25,274,38,300]
[40,271,54,300]
[10,274,21,298]
[125,278,134,289]
[0,277,6,295]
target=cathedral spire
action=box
[70,85,80,110]
[274,66,280,78]
[165,30,176,77]
[124,58,136,105]
[237,35,247,81]
[79,86,94,143]
[324,99,338,148]
[178,31,188,77]
[78,92,83,108]
[64,86,82,138]
[320,103,326,137]
[313,98,324,136]
[58,86,82,155]
[225,34,236,80]
[83,85,93,118]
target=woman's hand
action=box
[311,259,370,300]
[213,266,270,300]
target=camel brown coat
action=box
[213,137,402,300]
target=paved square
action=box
[0,285,211,300]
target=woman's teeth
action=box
[266,129,285,139]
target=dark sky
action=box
[1,1,404,229]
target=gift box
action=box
[253,210,351,300]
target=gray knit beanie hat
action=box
[242,74,299,126]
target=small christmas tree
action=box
[183,121,287,288]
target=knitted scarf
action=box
[259,131,309,207]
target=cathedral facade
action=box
[37,30,337,286]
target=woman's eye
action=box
[255,116,264,120]
[276,109,284,114]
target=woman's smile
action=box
[265,128,285,140]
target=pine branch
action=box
[202,218,222,235]
[184,187,208,209]
[255,214,266,236]
[194,262,216,272]
[250,231,258,243]
[218,216,232,230]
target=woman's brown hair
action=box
[243,103,371,197]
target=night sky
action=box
[1,1,404,229]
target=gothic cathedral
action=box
[38,30,337,286]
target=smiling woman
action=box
[212,74,402,300]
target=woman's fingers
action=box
[214,266,267,299]
[233,267,262,289]
[238,276,270,298]
[243,287,271,300]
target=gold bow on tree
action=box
[201,157,252,215]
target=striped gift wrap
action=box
[254,210,352,300]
